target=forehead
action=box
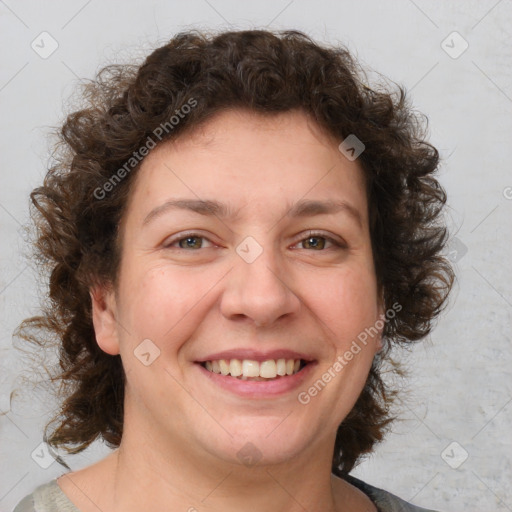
[125,109,368,225]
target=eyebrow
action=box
[286,199,363,227]
[142,199,241,226]
[142,198,363,227]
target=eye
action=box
[165,233,214,250]
[293,231,345,251]
[163,231,345,252]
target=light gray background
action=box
[1,1,511,510]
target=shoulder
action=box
[12,479,79,512]
[344,474,442,512]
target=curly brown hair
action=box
[15,28,453,475]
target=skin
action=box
[58,109,383,512]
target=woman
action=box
[13,29,453,512]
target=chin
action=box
[197,419,313,468]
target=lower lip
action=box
[194,362,317,399]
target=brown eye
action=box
[302,236,327,250]
[295,231,345,251]
[177,236,204,249]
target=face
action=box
[92,109,383,468]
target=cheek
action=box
[117,264,208,346]
[308,265,380,344]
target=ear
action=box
[90,283,120,356]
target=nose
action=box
[220,242,302,328]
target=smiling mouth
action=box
[199,358,310,381]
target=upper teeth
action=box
[204,359,301,379]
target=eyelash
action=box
[164,231,346,251]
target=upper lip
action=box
[195,349,316,363]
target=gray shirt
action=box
[13,476,440,512]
